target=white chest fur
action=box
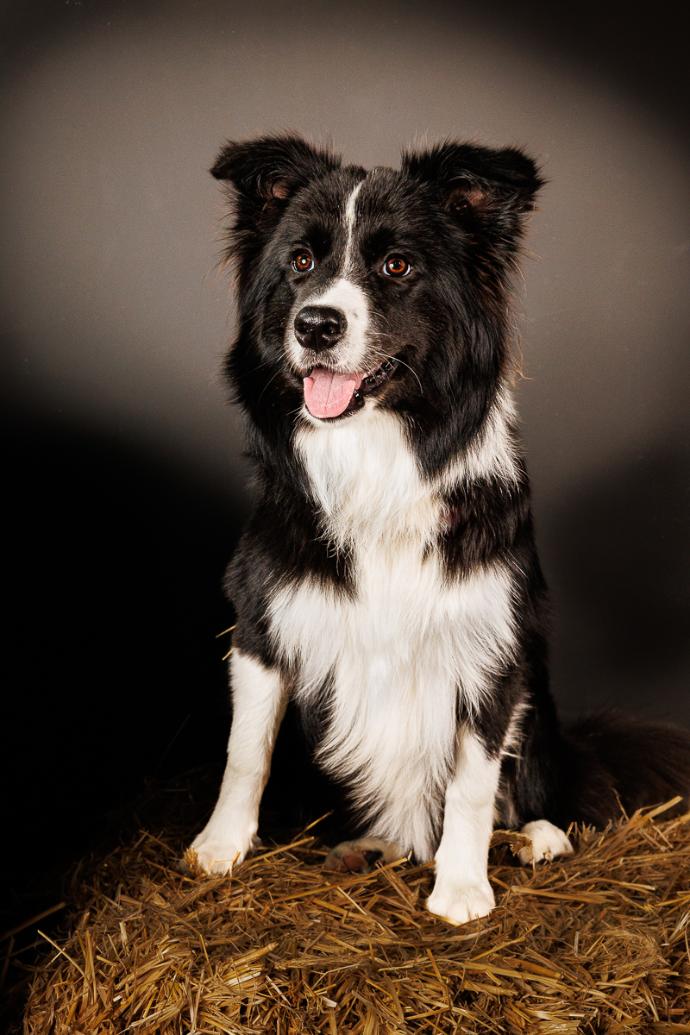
[267,407,517,860]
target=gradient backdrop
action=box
[2,0,689,933]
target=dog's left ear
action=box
[402,142,543,226]
[212,135,341,276]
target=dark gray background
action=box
[3,0,689,852]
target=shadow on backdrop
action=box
[4,403,345,942]
[4,411,232,921]
[3,1,688,133]
[547,440,689,722]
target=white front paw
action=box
[426,880,495,925]
[188,825,257,875]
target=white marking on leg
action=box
[494,699,531,826]
[518,819,574,866]
[190,650,287,874]
[501,699,530,762]
[427,731,500,925]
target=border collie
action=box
[190,134,690,924]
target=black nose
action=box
[294,306,346,352]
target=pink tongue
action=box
[303,368,363,419]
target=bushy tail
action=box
[561,712,690,827]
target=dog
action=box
[189,134,690,924]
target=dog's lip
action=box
[359,356,398,393]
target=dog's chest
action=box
[267,411,516,819]
[267,538,465,825]
[269,541,514,715]
[272,410,464,700]
[271,538,454,689]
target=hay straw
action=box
[22,802,690,1033]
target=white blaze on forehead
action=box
[342,179,365,275]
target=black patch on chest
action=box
[225,482,354,667]
[438,470,531,575]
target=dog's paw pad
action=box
[324,837,400,874]
[517,819,574,866]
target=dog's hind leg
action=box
[188,649,288,875]
[323,837,404,874]
[517,819,573,866]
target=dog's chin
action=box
[300,357,399,424]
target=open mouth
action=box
[303,358,398,421]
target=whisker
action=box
[389,355,424,394]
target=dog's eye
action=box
[291,250,315,274]
[382,255,412,278]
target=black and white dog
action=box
[190,135,690,924]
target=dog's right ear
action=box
[402,141,543,236]
[211,134,340,234]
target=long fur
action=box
[191,134,690,919]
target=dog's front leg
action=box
[190,648,288,875]
[426,729,500,924]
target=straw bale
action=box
[22,801,690,1034]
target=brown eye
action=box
[291,250,315,273]
[382,255,412,278]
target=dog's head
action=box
[213,134,542,436]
